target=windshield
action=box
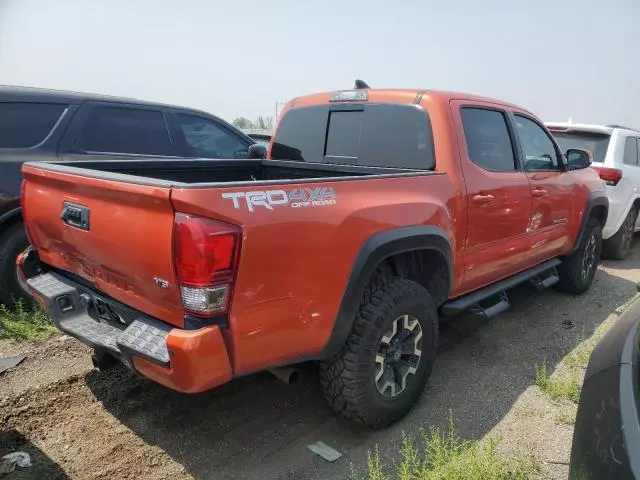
[549,131,611,163]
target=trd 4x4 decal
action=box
[222,187,336,212]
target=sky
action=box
[0,0,638,127]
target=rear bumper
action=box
[17,252,232,393]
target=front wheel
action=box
[319,277,438,429]
[555,217,603,294]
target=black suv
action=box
[0,85,259,306]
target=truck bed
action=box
[28,159,428,187]
[21,157,440,330]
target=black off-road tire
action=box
[319,277,438,429]
[603,206,637,260]
[555,217,603,294]
[0,222,31,307]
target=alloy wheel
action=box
[582,233,598,279]
[374,314,423,398]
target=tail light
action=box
[592,166,623,186]
[173,213,241,317]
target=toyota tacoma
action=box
[18,86,607,427]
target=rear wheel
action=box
[555,217,602,294]
[603,206,637,260]
[319,277,438,429]
[0,222,31,307]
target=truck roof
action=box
[288,88,530,113]
[0,84,211,115]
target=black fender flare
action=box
[317,225,453,359]
[567,192,609,256]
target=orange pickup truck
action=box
[18,87,607,428]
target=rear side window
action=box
[623,137,639,166]
[460,108,516,172]
[271,104,435,170]
[82,106,172,155]
[0,102,67,148]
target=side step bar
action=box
[441,258,562,317]
[531,267,560,290]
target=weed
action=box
[565,334,598,369]
[535,361,581,404]
[0,301,55,341]
[554,407,577,425]
[361,416,542,480]
[565,309,622,369]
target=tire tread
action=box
[0,222,29,307]
[320,273,438,428]
[556,217,602,294]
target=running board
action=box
[469,291,510,319]
[440,258,562,317]
[530,267,559,290]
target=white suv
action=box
[547,122,640,260]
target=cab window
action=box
[460,107,516,172]
[514,115,562,172]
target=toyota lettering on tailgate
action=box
[222,187,337,212]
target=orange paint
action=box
[21,89,605,393]
[133,325,232,393]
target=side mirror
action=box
[248,144,267,160]
[566,148,592,170]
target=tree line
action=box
[232,116,274,131]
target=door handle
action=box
[532,188,547,198]
[472,193,495,204]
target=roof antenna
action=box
[354,79,370,89]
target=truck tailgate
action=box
[21,165,184,327]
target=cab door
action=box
[511,113,574,262]
[451,101,532,293]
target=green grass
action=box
[564,295,636,370]
[564,332,598,370]
[554,407,577,426]
[359,417,542,480]
[535,361,581,404]
[565,299,632,370]
[0,301,56,341]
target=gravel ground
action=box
[1,243,639,480]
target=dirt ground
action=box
[2,243,640,480]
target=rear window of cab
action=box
[270,104,435,170]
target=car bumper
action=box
[570,292,640,479]
[17,250,232,393]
